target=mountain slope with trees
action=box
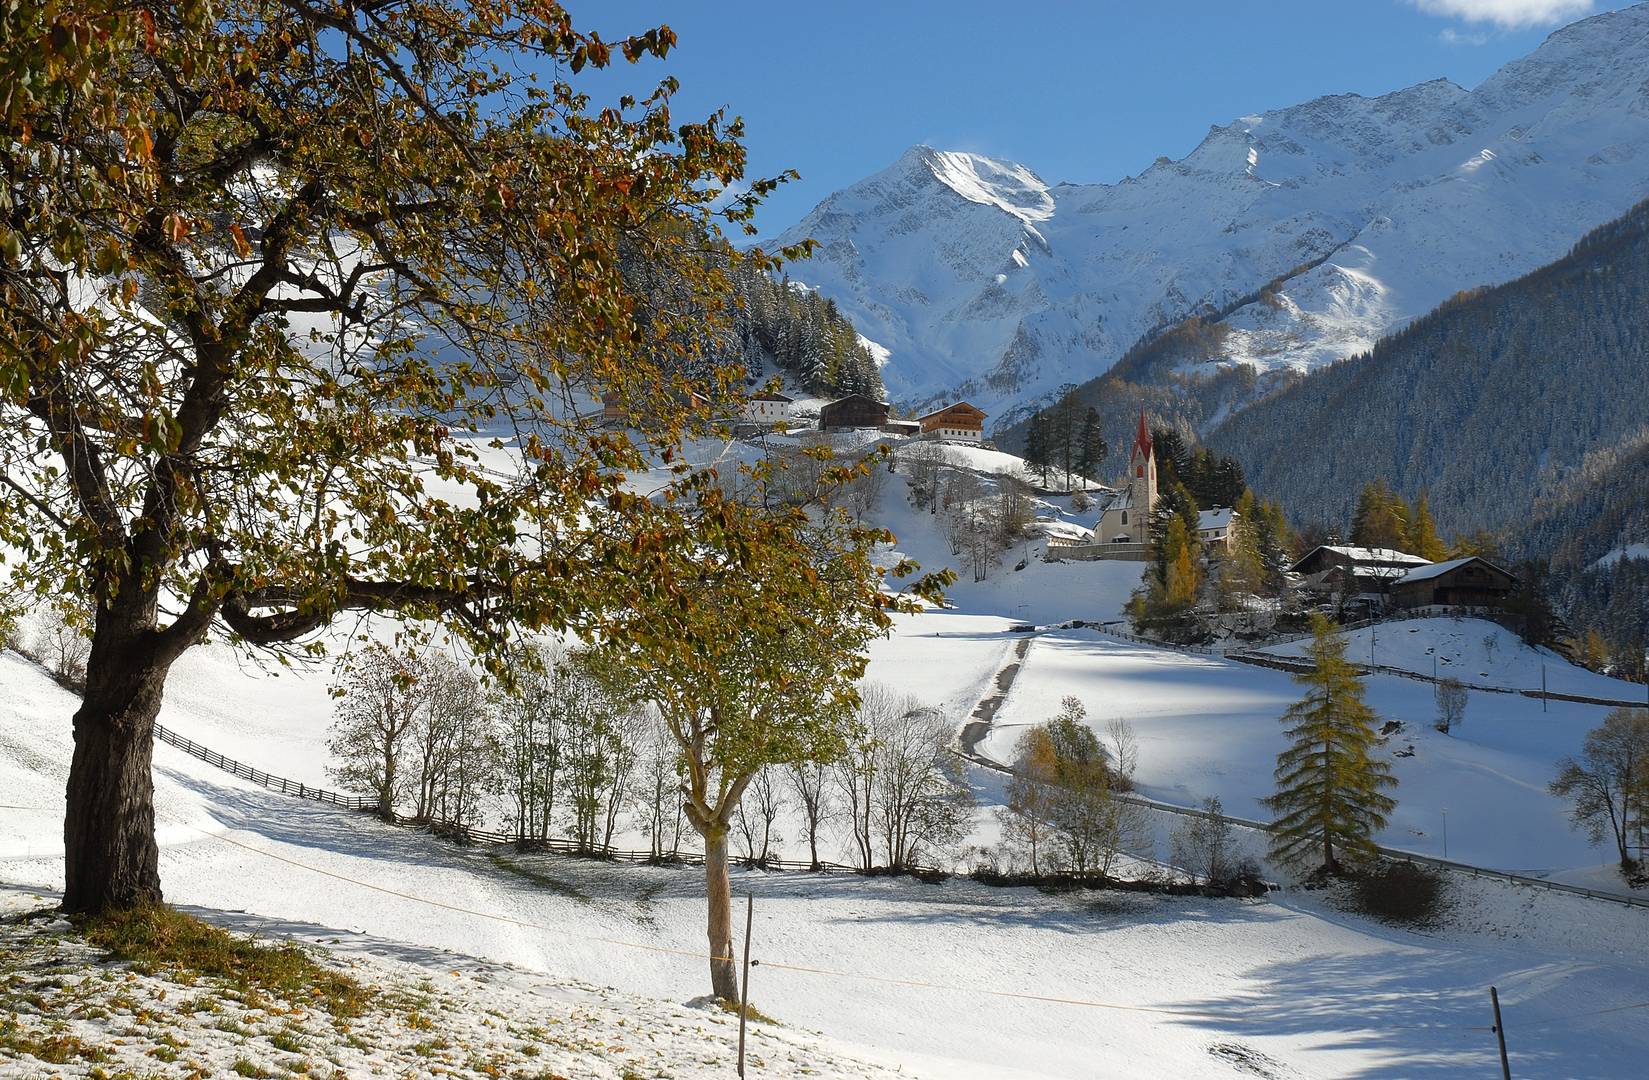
[1206,196,1649,542]
[729,260,885,400]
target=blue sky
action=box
[566,1,1634,233]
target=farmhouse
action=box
[1391,556,1519,610]
[741,391,793,424]
[818,394,890,432]
[1290,545,1431,595]
[1197,507,1236,549]
[916,402,987,443]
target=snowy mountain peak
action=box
[902,145,1055,225]
[772,1,1649,431]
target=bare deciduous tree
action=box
[493,644,574,844]
[997,728,1060,876]
[636,711,687,861]
[786,759,837,870]
[409,654,491,826]
[1105,717,1140,791]
[1434,678,1467,735]
[1551,707,1649,869]
[899,442,946,513]
[328,645,424,821]
[33,604,92,689]
[1170,796,1237,886]
[734,767,787,865]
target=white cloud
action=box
[1438,27,1492,43]
[1409,1,1594,28]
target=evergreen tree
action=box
[1150,480,1201,585]
[1263,614,1397,874]
[1077,407,1108,483]
[1024,413,1053,487]
[1151,425,1190,489]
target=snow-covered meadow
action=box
[5,632,1648,1078]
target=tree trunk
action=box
[703,827,740,1002]
[63,655,167,915]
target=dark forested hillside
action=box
[1207,197,1649,540]
[1519,435,1649,649]
[729,260,884,400]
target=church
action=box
[1048,412,1236,563]
[1095,412,1159,546]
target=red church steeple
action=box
[1132,410,1153,466]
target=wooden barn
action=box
[1290,545,1431,594]
[818,394,890,432]
[916,401,987,442]
[1391,557,1519,609]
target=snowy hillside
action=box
[7,647,1649,1078]
[976,625,1641,878]
[773,2,1649,426]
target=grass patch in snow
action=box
[75,903,369,1019]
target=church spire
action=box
[1132,409,1153,464]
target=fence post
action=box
[737,892,754,1078]
[1489,986,1511,1079]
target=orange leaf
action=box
[229,223,251,258]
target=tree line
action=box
[328,648,975,874]
[729,259,885,400]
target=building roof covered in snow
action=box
[1198,508,1236,532]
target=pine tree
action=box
[1024,413,1053,487]
[1077,407,1108,483]
[1263,614,1397,874]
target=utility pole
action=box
[1489,986,1512,1080]
[1441,807,1448,860]
[1541,663,1547,714]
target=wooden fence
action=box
[153,723,378,811]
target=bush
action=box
[1351,861,1446,926]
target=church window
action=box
[1136,465,1144,479]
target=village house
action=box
[1197,507,1236,549]
[916,402,987,443]
[817,393,890,432]
[1390,556,1519,609]
[741,391,793,425]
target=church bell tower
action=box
[1128,411,1157,543]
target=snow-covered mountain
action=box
[773,2,1649,428]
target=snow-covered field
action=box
[4,635,1648,1077]
[977,626,1635,880]
[1257,618,1648,704]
